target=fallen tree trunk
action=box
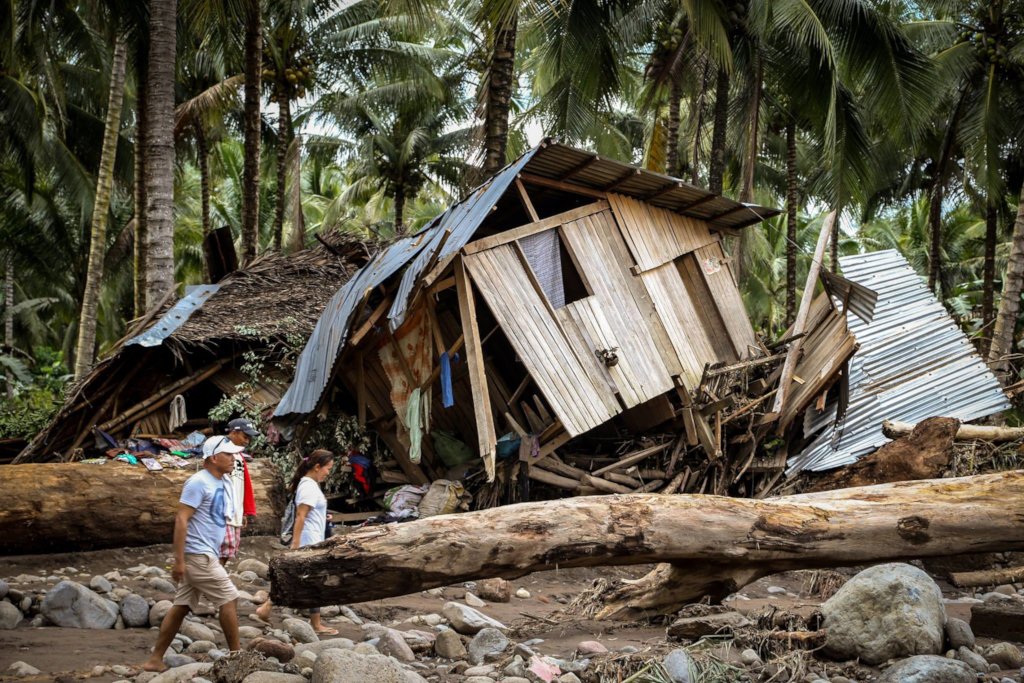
[882,419,1024,442]
[950,565,1024,588]
[0,461,284,555]
[268,471,1024,615]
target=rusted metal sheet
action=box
[788,250,1010,473]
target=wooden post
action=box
[455,256,497,481]
[768,210,835,421]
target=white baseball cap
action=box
[202,436,245,459]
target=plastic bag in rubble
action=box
[417,479,471,518]
[383,484,430,515]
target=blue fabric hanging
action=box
[439,352,455,408]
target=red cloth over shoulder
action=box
[242,457,257,516]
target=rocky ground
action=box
[1,536,1022,682]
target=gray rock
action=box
[740,648,762,666]
[147,662,214,683]
[339,605,363,624]
[441,601,506,635]
[283,617,320,644]
[40,580,118,629]
[294,637,356,658]
[241,674,307,683]
[944,617,974,650]
[312,648,412,683]
[89,575,112,593]
[464,592,486,607]
[149,577,178,594]
[19,596,30,614]
[6,661,41,677]
[985,642,1024,669]
[557,675,582,683]
[0,601,22,629]
[662,649,695,683]
[180,619,218,643]
[0,580,8,599]
[468,627,509,665]
[239,625,263,638]
[236,559,270,579]
[434,629,467,659]
[163,652,196,667]
[186,639,217,654]
[352,642,377,656]
[956,646,988,673]
[821,563,945,665]
[150,599,173,627]
[877,655,975,683]
[119,593,150,627]
[374,628,416,662]
[464,678,494,683]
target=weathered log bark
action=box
[882,419,1024,442]
[268,471,1024,615]
[950,565,1024,588]
[0,461,284,555]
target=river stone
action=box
[163,653,196,667]
[7,661,41,676]
[236,559,270,579]
[150,599,173,627]
[374,628,416,662]
[464,592,486,607]
[442,601,507,635]
[149,577,178,594]
[0,580,8,599]
[242,674,307,683]
[148,662,214,683]
[468,627,509,664]
[956,646,988,672]
[877,655,975,683]
[239,625,263,638]
[89,575,112,594]
[120,593,150,627]
[40,580,118,629]
[944,617,974,650]
[0,601,23,629]
[434,629,467,659]
[186,639,217,654]
[246,637,295,662]
[821,563,945,664]
[312,648,410,683]
[283,617,319,643]
[985,642,1024,669]
[662,649,694,683]
[180,619,218,643]
[294,637,356,658]
[477,578,512,603]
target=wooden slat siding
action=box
[559,298,640,407]
[464,246,614,435]
[554,304,623,400]
[676,254,738,361]
[693,242,758,357]
[639,261,720,386]
[462,201,610,255]
[607,193,716,272]
[454,257,498,478]
[561,211,675,402]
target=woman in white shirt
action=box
[285,449,337,634]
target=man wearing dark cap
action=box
[219,418,260,565]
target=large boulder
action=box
[877,655,974,683]
[311,648,410,683]
[821,563,945,664]
[40,580,118,629]
[441,601,506,635]
[120,594,150,628]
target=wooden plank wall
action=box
[464,244,618,436]
[692,242,758,356]
[607,193,716,272]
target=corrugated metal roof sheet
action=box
[275,139,781,422]
[787,250,1009,474]
[126,285,220,347]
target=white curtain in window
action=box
[519,228,565,308]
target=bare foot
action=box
[140,659,168,673]
[255,603,272,621]
[314,626,339,636]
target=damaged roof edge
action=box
[126,285,221,348]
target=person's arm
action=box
[290,504,311,550]
[172,503,196,583]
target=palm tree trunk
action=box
[143,0,177,309]
[482,10,518,178]
[733,56,762,284]
[241,0,263,264]
[74,36,128,381]
[273,89,292,251]
[982,200,998,352]
[4,255,13,399]
[785,121,798,327]
[394,184,406,235]
[928,94,965,295]
[989,181,1024,379]
[288,134,305,252]
[133,42,148,317]
[708,66,729,195]
[689,60,710,186]
[666,73,681,177]
[197,123,211,240]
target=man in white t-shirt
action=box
[141,439,244,673]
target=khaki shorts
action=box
[173,554,239,611]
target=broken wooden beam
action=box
[267,471,1024,612]
[881,419,1024,443]
[949,565,1024,588]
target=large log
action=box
[269,471,1024,613]
[0,461,284,555]
[882,419,1024,442]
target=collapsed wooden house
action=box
[15,239,368,463]
[272,140,862,500]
